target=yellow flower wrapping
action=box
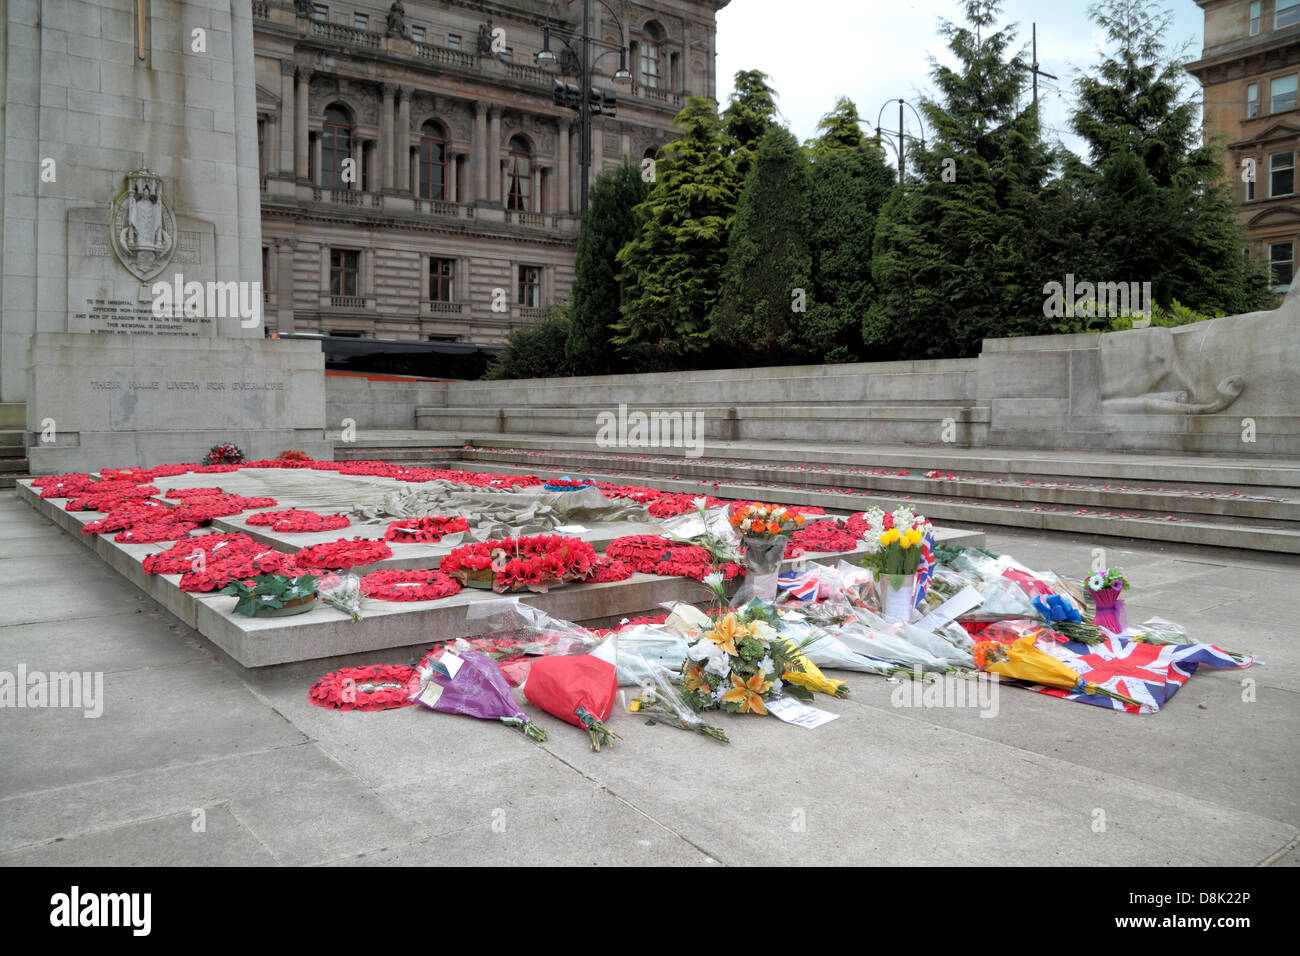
[778,639,849,698]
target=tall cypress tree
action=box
[565,161,649,375]
[864,0,1056,358]
[805,98,896,362]
[721,70,780,184]
[713,125,813,365]
[1068,0,1271,316]
[613,97,737,367]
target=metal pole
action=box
[898,98,904,187]
[580,0,592,214]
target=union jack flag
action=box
[913,528,936,610]
[777,567,830,602]
[1027,634,1254,714]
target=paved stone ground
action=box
[1,490,1297,866]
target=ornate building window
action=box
[1277,0,1300,30]
[1269,241,1293,288]
[429,257,455,301]
[353,12,367,30]
[1270,150,1295,197]
[312,4,328,23]
[517,265,541,307]
[507,136,531,211]
[1271,74,1297,113]
[640,21,663,89]
[418,121,447,200]
[320,105,353,188]
[330,249,360,297]
[1247,82,1259,118]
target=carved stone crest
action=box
[108,168,176,282]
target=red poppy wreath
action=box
[291,537,393,570]
[360,569,462,602]
[439,535,597,593]
[382,515,469,543]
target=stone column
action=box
[396,86,412,192]
[620,131,631,161]
[312,135,322,185]
[264,116,278,175]
[379,83,395,190]
[294,67,311,179]
[446,153,458,203]
[590,121,603,186]
[473,101,488,202]
[557,121,570,215]
[280,61,296,174]
[276,239,296,333]
[488,105,502,203]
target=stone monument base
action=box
[26,333,331,474]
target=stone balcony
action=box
[253,0,687,112]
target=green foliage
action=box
[484,302,573,380]
[714,125,814,364]
[613,97,738,367]
[805,112,895,362]
[721,70,780,182]
[807,96,866,156]
[221,574,318,617]
[1063,0,1272,317]
[865,0,1057,358]
[565,162,649,376]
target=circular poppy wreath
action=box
[292,537,393,570]
[383,515,469,543]
[142,533,263,575]
[142,464,193,478]
[360,569,462,602]
[66,485,161,512]
[247,509,352,533]
[81,500,174,535]
[114,522,198,544]
[587,555,634,583]
[164,487,225,499]
[308,665,419,711]
[178,549,290,592]
[439,535,597,592]
[171,494,277,523]
[98,467,155,482]
[789,520,861,555]
[604,535,742,582]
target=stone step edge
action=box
[450,433,1300,487]
[446,461,1300,554]
[458,448,1300,521]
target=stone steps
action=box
[446,456,1300,554]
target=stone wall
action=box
[387,299,1299,456]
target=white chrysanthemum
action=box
[758,655,775,676]
[771,678,784,696]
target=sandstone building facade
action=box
[252,0,728,344]
[1188,0,1300,292]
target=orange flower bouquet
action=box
[974,634,1142,707]
[729,503,806,603]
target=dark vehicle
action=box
[274,333,501,380]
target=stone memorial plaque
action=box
[66,183,219,337]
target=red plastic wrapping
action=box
[523,654,617,729]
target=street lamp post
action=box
[874,98,927,187]
[537,0,632,214]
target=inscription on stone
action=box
[72,297,212,335]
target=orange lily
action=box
[683,664,712,695]
[705,613,746,656]
[720,672,773,715]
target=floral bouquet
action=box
[202,442,246,466]
[439,535,597,593]
[524,653,620,750]
[629,661,730,743]
[411,650,548,742]
[857,506,934,622]
[974,634,1143,708]
[1085,567,1129,633]
[317,572,364,622]
[680,610,809,715]
[730,503,805,604]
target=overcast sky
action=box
[714,0,1205,162]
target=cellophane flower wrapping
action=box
[523,653,620,749]
[628,659,729,743]
[410,649,546,741]
[318,572,363,622]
